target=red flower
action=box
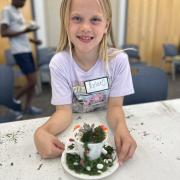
[99,125,108,132]
[73,124,80,131]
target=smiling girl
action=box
[34,0,137,165]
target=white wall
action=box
[33,0,126,48]
[111,0,127,47]
[32,0,47,47]
[44,0,61,47]
[111,0,118,45]
[118,0,127,47]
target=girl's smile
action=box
[77,35,94,43]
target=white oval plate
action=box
[61,151,119,179]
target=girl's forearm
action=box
[107,106,128,131]
[39,108,72,135]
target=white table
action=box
[0,99,180,180]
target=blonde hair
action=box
[57,0,116,66]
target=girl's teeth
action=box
[81,37,91,40]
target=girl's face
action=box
[68,0,108,55]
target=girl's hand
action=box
[114,125,137,165]
[34,128,65,159]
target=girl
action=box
[34,0,137,165]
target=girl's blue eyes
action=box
[91,18,101,23]
[71,16,102,24]
[72,16,81,22]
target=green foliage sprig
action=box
[78,123,106,143]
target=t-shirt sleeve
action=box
[49,55,72,105]
[0,8,10,25]
[109,52,134,97]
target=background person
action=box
[0,0,42,115]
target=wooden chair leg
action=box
[160,60,164,69]
[172,61,176,81]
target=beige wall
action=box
[126,0,180,69]
[111,0,119,42]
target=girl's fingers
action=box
[47,144,64,159]
[53,139,65,150]
[115,135,127,165]
[120,139,137,162]
[119,143,131,163]
[125,142,137,161]
[42,139,65,159]
[114,135,121,154]
[52,147,64,157]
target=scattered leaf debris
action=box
[126,114,134,119]
[76,116,82,120]
[0,130,24,144]
[37,164,43,170]
[143,131,149,136]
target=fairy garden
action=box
[65,123,116,175]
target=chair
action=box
[0,65,22,122]
[0,107,22,123]
[0,64,21,111]
[162,44,180,80]
[124,64,168,105]
[37,47,56,84]
[122,44,141,63]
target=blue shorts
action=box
[14,52,36,75]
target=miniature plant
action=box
[77,123,107,143]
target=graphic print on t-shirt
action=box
[72,77,110,112]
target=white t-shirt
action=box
[0,5,31,54]
[49,50,134,112]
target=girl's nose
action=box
[80,22,91,33]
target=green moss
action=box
[66,145,115,176]
[80,126,106,143]
[67,144,75,150]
